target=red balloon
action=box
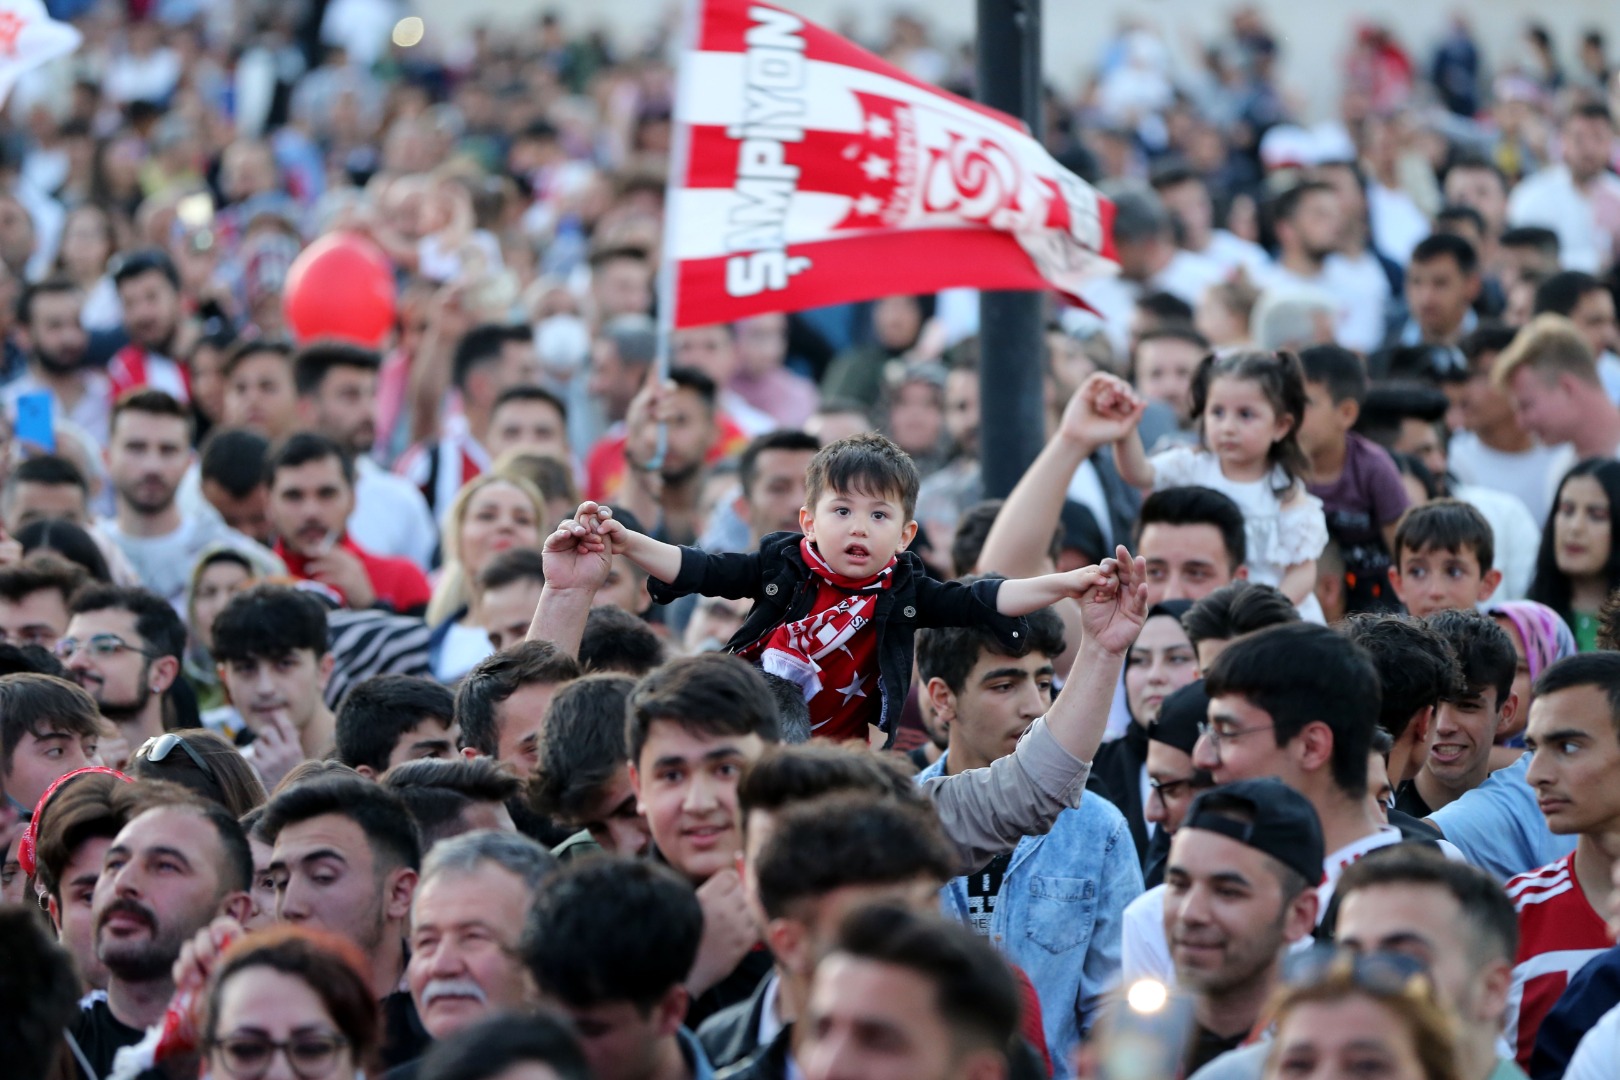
[282,232,397,347]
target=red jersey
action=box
[274,537,433,616]
[1504,852,1611,1066]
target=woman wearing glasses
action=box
[203,926,380,1080]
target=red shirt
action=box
[274,537,433,616]
[1505,852,1611,1066]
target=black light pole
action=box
[975,0,1046,499]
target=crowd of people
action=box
[8,3,1620,1080]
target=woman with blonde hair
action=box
[426,472,545,681]
[1262,954,1461,1080]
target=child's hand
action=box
[1059,372,1145,446]
[543,502,616,592]
[1076,545,1149,654]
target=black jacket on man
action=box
[648,531,1028,742]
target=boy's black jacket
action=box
[648,531,1031,740]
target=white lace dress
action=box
[1151,446,1329,618]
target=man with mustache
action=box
[394,830,558,1078]
[266,433,432,616]
[61,584,185,750]
[99,390,276,611]
[295,342,437,569]
[72,788,252,1080]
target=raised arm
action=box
[920,547,1148,871]
[526,504,615,659]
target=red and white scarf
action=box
[742,537,895,739]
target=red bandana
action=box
[741,537,895,741]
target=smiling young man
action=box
[1400,610,1518,817]
[61,584,185,749]
[1503,653,1620,1068]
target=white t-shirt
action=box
[1455,483,1541,603]
[1567,1001,1620,1080]
[353,457,438,570]
[99,514,278,614]
[1507,164,1620,274]
[1447,431,1564,526]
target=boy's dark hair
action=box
[830,903,1021,1056]
[452,324,531,391]
[521,856,702,1012]
[334,675,456,774]
[753,793,955,919]
[1460,323,1522,368]
[16,275,81,325]
[531,675,637,822]
[111,388,193,441]
[260,773,423,872]
[210,584,329,664]
[915,594,1065,694]
[477,546,547,592]
[1339,614,1464,743]
[1424,609,1517,707]
[381,757,522,847]
[0,670,101,773]
[17,520,109,582]
[1299,344,1368,406]
[110,247,179,289]
[1136,324,1210,352]
[1136,486,1248,570]
[1498,226,1560,258]
[0,643,63,678]
[667,365,718,410]
[492,384,569,423]
[1436,203,1486,238]
[1331,845,1518,965]
[579,606,664,676]
[7,453,88,493]
[1204,623,1380,797]
[456,641,582,759]
[1408,232,1478,277]
[1533,270,1609,318]
[1532,653,1620,736]
[221,337,295,379]
[1271,180,1337,227]
[626,653,781,765]
[1393,498,1495,574]
[1136,290,1195,325]
[761,672,812,745]
[1180,580,1300,649]
[69,583,186,659]
[803,432,922,521]
[267,431,355,489]
[738,742,922,820]
[0,555,84,605]
[0,904,85,1080]
[739,430,821,501]
[200,429,271,498]
[413,1012,591,1080]
[294,341,381,397]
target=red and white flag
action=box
[0,0,81,108]
[665,0,1118,328]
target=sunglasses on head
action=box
[136,733,217,785]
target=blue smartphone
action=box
[15,391,54,453]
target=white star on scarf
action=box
[837,673,867,704]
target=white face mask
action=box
[534,314,590,376]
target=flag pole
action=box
[975,0,1047,499]
[649,0,703,474]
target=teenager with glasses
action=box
[203,926,382,1080]
[60,582,185,751]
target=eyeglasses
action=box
[54,633,159,661]
[208,1032,349,1079]
[1283,946,1432,997]
[137,733,217,785]
[1148,774,1201,802]
[1196,720,1273,758]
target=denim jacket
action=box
[918,752,1143,1074]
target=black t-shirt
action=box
[965,851,1014,936]
[1393,782,1434,821]
[69,997,148,1080]
[1186,1024,1249,1074]
[379,989,430,1071]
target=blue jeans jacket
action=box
[918,753,1143,1074]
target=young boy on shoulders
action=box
[556,433,1115,744]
